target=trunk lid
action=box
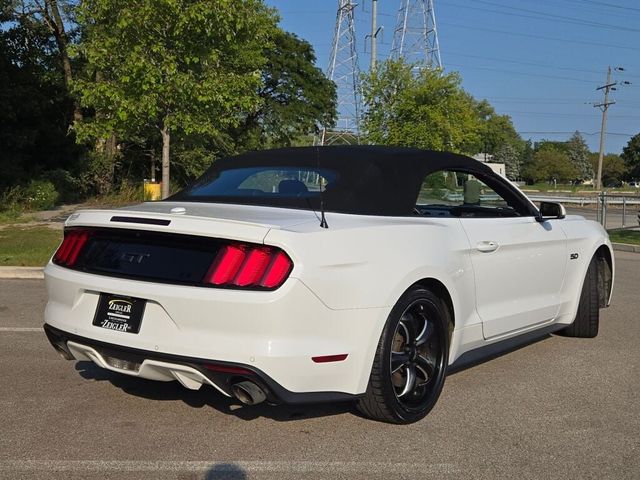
[65,201,318,243]
[57,202,311,288]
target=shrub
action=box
[22,180,59,211]
[80,151,121,196]
[0,186,24,222]
[0,185,24,212]
[114,180,145,203]
[43,169,83,203]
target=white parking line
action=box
[0,460,460,474]
[0,327,43,332]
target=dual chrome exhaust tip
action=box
[230,380,267,406]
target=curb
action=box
[0,267,44,279]
[612,243,640,253]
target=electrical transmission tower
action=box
[321,0,362,145]
[391,0,442,70]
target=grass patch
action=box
[608,229,640,246]
[0,226,62,266]
[0,210,22,224]
[521,183,639,194]
[521,183,584,193]
[0,209,36,225]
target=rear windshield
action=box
[185,167,337,199]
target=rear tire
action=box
[357,286,449,424]
[561,256,599,338]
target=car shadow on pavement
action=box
[74,361,355,422]
[73,326,560,422]
[204,463,247,480]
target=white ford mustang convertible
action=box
[44,146,614,423]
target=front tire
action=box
[357,286,449,424]
[561,256,599,338]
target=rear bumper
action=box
[43,262,389,397]
[44,324,360,405]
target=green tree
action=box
[233,30,337,150]
[567,131,593,180]
[524,149,578,184]
[12,0,83,121]
[621,133,640,180]
[590,153,628,185]
[534,139,569,155]
[0,4,80,191]
[361,59,482,153]
[518,140,535,181]
[73,0,278,198]
[473,100,523,156]
[493,143,521,180]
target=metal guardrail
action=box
[431,190,638,228]
[527,193,639,228]
[527,195,640,205]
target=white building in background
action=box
[472,153,506,178]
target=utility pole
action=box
[370,0,380,71]
[594,66,630,190]
[594,67,615,191]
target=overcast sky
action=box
[265,0,640,154]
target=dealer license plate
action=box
[92,293,146,334]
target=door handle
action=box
[476,241,499,253]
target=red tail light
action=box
[204,243,293,289]
[204,245,246,285]
[234,248,272,287]
[259,251,292,288]
[53,229,91,267]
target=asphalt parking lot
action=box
[0,252,638,480]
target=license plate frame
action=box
[92,293,146,334]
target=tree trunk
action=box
[150,151,156,183]
[44,0,82,122]
[94,70,117,179]
[160,125,171,199]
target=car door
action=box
[416,169,568,339]
[460,214,567,339]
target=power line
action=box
[484,96,592,101]
[505,111,640,119]
[440,22,640,53]
[517,131,634,136]
[448,0,640,34]
[448,51,640,79]
[488,99,594,105]
[489,100,640,109]
[446,62,599,84]
[560,0,640,13]
[478,95,640,104]
[544,0,640,20]
[443,51,607,76]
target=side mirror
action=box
[536,201,566,222]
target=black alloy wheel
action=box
[357,286,449,424]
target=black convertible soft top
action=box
[170,146,513,216]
